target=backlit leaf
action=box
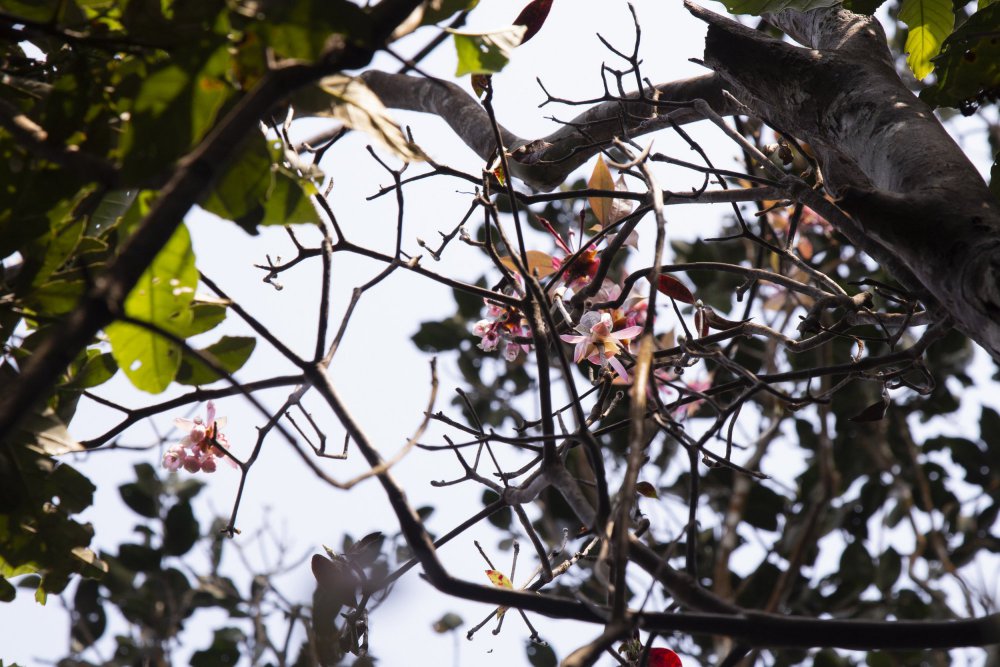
[635,481,660,499]
[320,75,426,163]
[106,223,197,393]
[201,135,321,233]
[486,569,513,588]
[656,275,695,304]
[899,0,954,80]
[588,156,616,227]
[920,4,1000,108]
[499,250,557,277]
[449,25,526,76]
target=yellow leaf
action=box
[499,250,556,277]
[486,569,513,588]
[899,0,954,80]
[588,156,615,227]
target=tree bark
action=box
[686,2,1000,363]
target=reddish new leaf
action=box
[513,0,553,43]
[635,481,659,499]
[648,647,682,667]
[656,275,695,305]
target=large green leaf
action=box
[899,0,955,80]
[919,4,1000,108]
[106,223,197,393]
[720,0,839,14]
[448,25,526,76]
[200,135,321,233]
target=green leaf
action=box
[412,318,466,352]
[71,579,106,648]
[842,0,888,14]
[449,25,527,76]
[119,482,159,519]
[65,350,118,390]
[116,544,162,572]
[27,278,85,316]
[0,576,15,602]
[526,640,557,667]
[432,612,464,633]
[163,502,199,557]
[191,628,243,667]
[249,1,373,62]
[921,4,1000,108]
[899,0,955,80]
[17,408,83,456]
[106,223,197,393]
[175,336,256,386]
[720,0,839,14]
[319,75,427,163]
[201,135,321,233]
[87,189,139,237]
[50,464,96,514]
[420,0,480,25]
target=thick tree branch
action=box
[686,1,1000,362]
[357,70,734,191]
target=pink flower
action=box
[473,301,531,361]
[161,401,237,473]
[560,311,643,382]
[162,444,185,472]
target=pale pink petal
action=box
[608,355,630,383]
[188,423,207,446]
[213,416,227,430]
[612,325,644,340]
[205,401,216,425]
[174,417,195,432]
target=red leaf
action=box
[648,647,682,667]
[513,0,553,43]
[656,275,695,305]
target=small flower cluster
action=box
[473,300,531,361]
[162,401,237,473]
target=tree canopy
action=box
[1,0,999,665]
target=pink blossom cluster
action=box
[473,300,531,362]
[162,401,237,473]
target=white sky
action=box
[2,1,997,666]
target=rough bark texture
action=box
[687,2,1000,362]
